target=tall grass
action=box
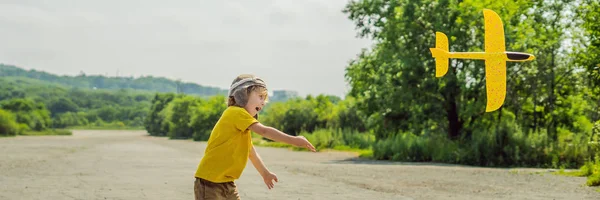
[253,128,375,157]
[21,129,72,136]
[299,128,374,150]
[299,128,375,157]
[372,124,598,169]
[372,132,461,163]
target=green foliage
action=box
[0,64,299,101]
[191,96,227,141]
[261,95,366,136]
[343,0,586,140]
[0,76,156,131]
[0,109,20,136]
[1,65,300,133]
[573,155,600,186]
[0,64,228,96]
[145,93,177,136]
[332,97,367,132]
[372,131,460,163]
[340,0,600,171]
[47,97,79,117]
[164,96,203,139]
[369,109,599,168]
[588,173,600,187]
[554,154,600,187]
[21,129,72,136]
[299,128,374,151]
[576,0,600,88]
[145,94,230,140]
[252,128,374,157]
[0,98,52,131]
[52,112,89,128]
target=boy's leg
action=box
[194,178,205,200]
[224,182,241,200]
[194,178,241,200]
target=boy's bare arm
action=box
[248,122,316,152]
[249,145,269,177]
[249,145,278,189]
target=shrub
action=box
[0,109,19,136]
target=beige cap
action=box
[228,76,267,107]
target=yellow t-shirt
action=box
[194,106,258,183]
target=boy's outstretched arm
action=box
[249,145,278,190]
[248,122,316,152]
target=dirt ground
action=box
[1,130,599,200]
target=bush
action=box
[580,154,600,186]
[372,131,460,162]
[52,112,89,128]
[587,173,600,186]
[261,95,367,136]
[371,114,597,168]
[298,128,374,151]
[0,109,19,136]
[580,159,597,177]
[0,98,52,131]
[21,129,72,136]
[17,123,29,134]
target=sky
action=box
[0,0,373,98]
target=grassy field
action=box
[21,129,72,136]
[68,125,145,130]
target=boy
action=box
[194,74,316,200]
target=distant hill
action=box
[0,64,299,101]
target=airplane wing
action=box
[483,9,506,53]
[485,58,506,112]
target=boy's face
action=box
[244,90,266,117]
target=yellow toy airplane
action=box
[430,9,535,112]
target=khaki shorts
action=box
[194,177,241,200]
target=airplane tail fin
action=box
[430,32,450,77]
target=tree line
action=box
[0,65,300,135]
[0,75,300,135]
[1,64,300,98]
[0,77,154,135]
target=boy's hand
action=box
[262,171,278,190]
[293,136,316,152]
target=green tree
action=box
[47,97,79,117]
[53,112,89,128]
[145,93,177,136]
[575,0,600,123]
[191,95,227,141]
[164,96,202,139]
[344,0,532,139]
[332,97,367,132]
